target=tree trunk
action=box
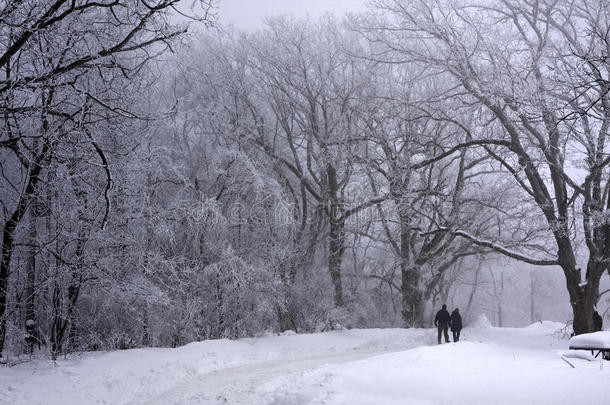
[24,208,37,320]
[65,277,81,350]
[530,272,536,323]
[49,280,63,360]
[399,217,424,327]
[325,160,346,309]
[328,216,345,307]
[572,299,594,336]
[24,204,37,352]
[142,305,150,346]
[497,272,504,327]
[277,261,298,333]
[464,263,480,324]
[567,261,601,335]
[401,264,424,327]
[0,147,46,355]
[49,277,82,358]
[49,237,85,357]
[214,271,224,338]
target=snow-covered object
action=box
[569,331,610,349]
[472,313,493,328]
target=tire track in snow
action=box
[143,345,417,405]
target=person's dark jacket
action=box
[450,310,463,331]
[435,308,451,326]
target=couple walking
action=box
[434,304,462,344]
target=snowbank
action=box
[314,340,607,405]
[1,324,608,405]
[0,328,430,405]
[569,331,610,349]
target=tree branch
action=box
[411,139,511,170]
[439,228,559,266]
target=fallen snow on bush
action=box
[1,323,608,405]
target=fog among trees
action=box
[1,0,609,360]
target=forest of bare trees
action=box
[1,0,609,361]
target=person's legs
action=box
[437,326,442,344]
[452,330,457,342]
[443,324,449,343]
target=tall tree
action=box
[0,0,213,356]
[244,17,386,307]
[365,0,610,334]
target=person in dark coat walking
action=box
[435,304,451,344]
[450,308,463,342]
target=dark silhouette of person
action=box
[450,308,463,342]
[593,310,603,332]
[434,304,451,344]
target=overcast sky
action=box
[215,0,368,30]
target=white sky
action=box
[215,0,368,30]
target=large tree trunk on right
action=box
[572,298,595,336]
[567,260,601,335]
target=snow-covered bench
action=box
[568,331,610,360]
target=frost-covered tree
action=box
[0,0,213,357]
[243,17,388,308]
[365,0,610,334]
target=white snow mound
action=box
[569,331,610,349]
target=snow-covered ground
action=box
[1,322,608,405]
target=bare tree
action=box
[241,17,386,308]
[364,0,610,334]
[0,0,214,356]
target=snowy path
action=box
[1,323,609,404]
[147,347,407,405]
[0,328,430,404]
